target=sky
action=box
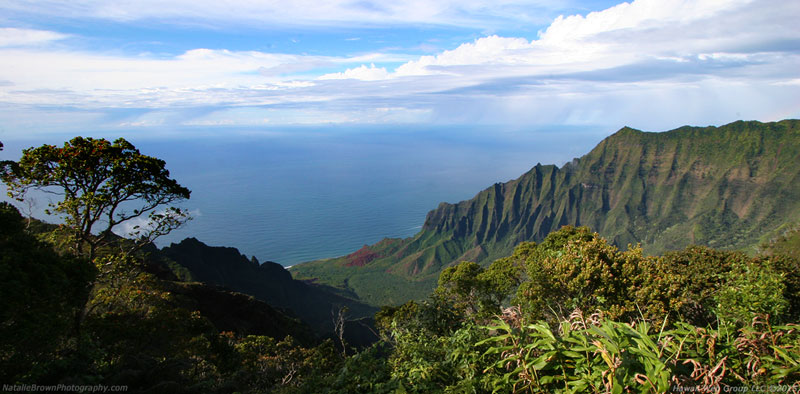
[0,0,799,138]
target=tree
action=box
[435,260,519,319]
[1,137,190,260]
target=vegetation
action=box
[0,202,95,383]
[3,129,800,392]
[0,137,376,391]
[1,136,191,260]
[160,237,378,335]
[292,119,800,306]
[9,202,800,392]
[765,226,800,261]
[364,227,800,393]
[0,139,334,391]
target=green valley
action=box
[291,119,800,306]
[2,122,800,392]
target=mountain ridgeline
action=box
[291,119,800,305]
[160,238,378,335]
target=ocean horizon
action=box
[1,124,607,266]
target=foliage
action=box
[764,226,800,261]
[311,343,396,393]
[0,202,96,383]
[437,261,486,316]
[359,227,800,393]
[47,252,215,390]
[217,334,338,392]
[161,237,378,336]
[5,130,800,392]
[761,228,800,320]
[714,259,788,325]
[479,310,800,393]
[388,322,490,393]
[507,227,766,327]
[514,227,637,322]
[650,247,748,326]
[436,259,520,319]
[1,137,190,259]
[1,221,343,392]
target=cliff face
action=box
[292,120,800,305]
[403,120,800,273]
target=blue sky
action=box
[0,0,798,138]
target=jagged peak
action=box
[616,126,643,134]
[176,236,203,245]
[601,126,648,143]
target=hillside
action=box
[291,119,800,306]
[160,238,379,334]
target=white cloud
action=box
[319,63,391,81]
[340,0,797,80]
[395,36,535,77]
[0,46,397,107]
[0,27,68,47]
[0,0,569,29]
[0,0,798,132]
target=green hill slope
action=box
[291,120,800,306]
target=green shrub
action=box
[714,260,788,325]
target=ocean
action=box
[0,125,606,266]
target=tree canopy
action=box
[1,137,190,259]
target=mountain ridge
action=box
[160,237,378,334]
[291,119,800,306]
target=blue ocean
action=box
[1,125,606,266]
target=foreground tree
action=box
[1,137,190,260]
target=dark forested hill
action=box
[160,238,378,334]
[292,119,800,306]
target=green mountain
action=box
[764,226,800,261]
[291,119,800,306]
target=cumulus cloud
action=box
[0,0,798,132]
[319,63,391,81]
[300,0,800,130]
[338,0,799,80]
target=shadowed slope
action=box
[161,238,378,334]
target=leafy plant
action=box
[478,310,800,393]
